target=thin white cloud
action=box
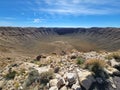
[39,7,112,15]
[33,18,44,23]
[30,0,120,15]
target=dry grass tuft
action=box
[85,59,106,68]
[84,58,107,77]
[105,52,120,61]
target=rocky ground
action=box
[0,50,120,90]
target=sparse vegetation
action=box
[105,52,120,61]
[112,53,120,62]
[5,71,17,80]
[76,57,84,65]
[40,70,54,85]
[84,59,108,78]
[24,69,39,87]
[85,59,106,71]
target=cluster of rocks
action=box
[0,51,120,90]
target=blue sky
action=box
[0,0,120,27]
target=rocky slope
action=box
[0,50,120,90]
[0,27,120,54]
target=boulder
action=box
[109,59,119,67]
[55,73,61,79]
[36,54,46,61]
[113,71,120,76]
[36,55,42,61]
[66,73,77,87]
[107,77,116,89]
[113,76,120,90]
[49,79,58,87]
[78,70,94,90]
[70,53,78,59]
[57,78,65,89]
[54,67,60,73]
[59,71,65,76]
[105,67,118,75]
[114,65,120,71]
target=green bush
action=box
[76,57,84,65]
[5,71,16,80]
[24,69,39,87]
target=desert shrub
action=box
[40,70,54,85]
[85,59,106,71]
[84,59,108,78]
[76,57,84,65]
[112,53,120,62]
[105,55,113,60]
[105,53,120,61]
[5,71,16,80]
[24,69,39,87]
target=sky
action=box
[0,0,120,27]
